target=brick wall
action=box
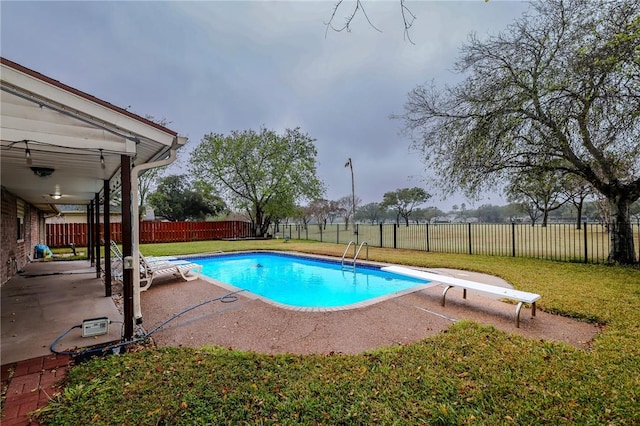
[26,202,44,256]
[1,187,18,284]
[1,187,45,284]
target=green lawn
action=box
[37,240,640,425]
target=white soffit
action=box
[0,58,182,211]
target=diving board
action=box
[381,265,540,328]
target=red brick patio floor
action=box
[1,354,71,426]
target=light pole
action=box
[345,158,355,232]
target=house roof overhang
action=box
[1,57,186,213]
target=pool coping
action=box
[180,250,438,312]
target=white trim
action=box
[1,64,175,146]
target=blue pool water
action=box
[190,252,430,308]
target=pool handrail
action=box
[353,241,369,268]
[341,241,356,269]
[341,241,369,269]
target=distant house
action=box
[46,205,123,224]
[223,212,251,223]
[431,216,452,224]
[45,204,158,224]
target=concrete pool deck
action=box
[141,266,600,354]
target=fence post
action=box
[379,223,383,248]
[583,221,588,263]
[426,223,430,252]
[393,224,397,249]
[355,224,359,245]
[320,226,323,242]
[468,222,472,255]
[511,223,516,257]
[337,225,340,244]
[637,221,640,263]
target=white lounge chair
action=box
[109,241,200,290]
[139,254,202,291]
[109,241,171,282]
[110,241,177,264]
[109,241,124,282]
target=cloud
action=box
[1,0,527,210]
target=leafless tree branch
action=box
[400,0,416,45]
[325,0,419,39]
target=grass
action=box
[36,240,640,425]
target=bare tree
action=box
[294,204,314,230]
[308,199,333,231]
[325,0,416,43]
[337,195,362,230]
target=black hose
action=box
[144,291,241,337]
[49,290,244,358]
[49,325,82,355]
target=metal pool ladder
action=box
[341,241,368,269]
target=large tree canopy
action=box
[400,0,640,264]
[190,127,324,236]
[380,187,431,226]
[148,174,226,222]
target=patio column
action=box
[121,155,134,340]
[88,201,94,266]
[103,180,112,297]
[95,192,101,279]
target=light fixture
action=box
[100,149,105,169]
[50,193,62,200]
[25,142,32,165]
[30,167,55,178]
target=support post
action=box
[104,180,112,297]
[121,155,134,341]
[86,205,91,254]
[88,201,94,266]
[95,192,101,278]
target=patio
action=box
[1,260,121,365]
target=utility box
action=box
[82,317,109,337]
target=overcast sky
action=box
[1,1,530,211]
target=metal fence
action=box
[271,222,640,264]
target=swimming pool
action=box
[190,252,431,309]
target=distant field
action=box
[273,222,640,264]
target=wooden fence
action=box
[46,221,253,247]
